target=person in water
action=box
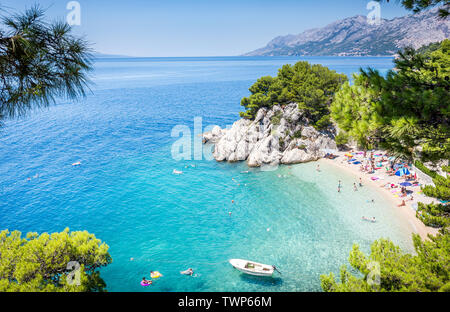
[362,216,376,223]
[142,277,152,285]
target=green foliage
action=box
[0,228,112,292]
[293,130,303,138]
[320,232,450,292]
[240,61,347,128]
[415,161,450,200]
[415,160,440,179]
[417,202,450,228]
[0,5,92,122]
[422,184,450,201]
[417,40,445,55]
[376,0,449,19]
[335,132,349,146]
[314,114,332,130]
[270,111,282,126]
[279,137,285,150]
[332,40,450,162]
[331,75,382,149]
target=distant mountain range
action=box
[244,8,449,57]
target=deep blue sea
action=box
[0,56,415,291]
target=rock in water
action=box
[202,104,337,167]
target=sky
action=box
[1,0,411,57]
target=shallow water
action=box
[0,56,414,291]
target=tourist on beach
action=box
[359,178,363,187]
[398,200,406,207]
[353,183,358,191]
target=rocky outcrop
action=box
[202,103,337,167]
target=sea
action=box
[0,56,415,291]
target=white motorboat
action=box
[229,259,279,277]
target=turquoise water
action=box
[0,56,414,292]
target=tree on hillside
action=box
[331,39,450,162]
[0,5,92,123]
[378,0,449,18]
[240,61,347,130]
[0,228,112,292]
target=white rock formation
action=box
[203,103,338,167]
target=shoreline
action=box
[318,152,438,240]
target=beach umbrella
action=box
[395,168,410,176]
[400,182,412,186]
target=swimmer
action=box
[181,268,194,276]
[362,216,376,223]
[142,277,152,285]
[130,257,134,261]
[72,161,81,166]
[316,164,320,172]
[231,200,234,204]
[229,211,232,216]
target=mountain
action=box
[244,8,449,56]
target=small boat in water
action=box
[229,259,280,277]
